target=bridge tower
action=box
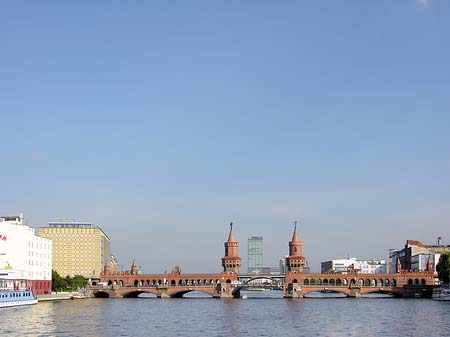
[286,221,305,272]
[396,257,402,273]
[222,223,241,273]
[103,261,111,275]
[131,259,137,275]
[427,257,433,272]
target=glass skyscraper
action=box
[248,236,264,274]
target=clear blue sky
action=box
[1,0,449,272]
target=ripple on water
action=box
[1,298,450,337]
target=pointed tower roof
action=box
[291,221,299,242]
[427,257,433,272]
[227,222,236,242]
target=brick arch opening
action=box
[94,291,110,298]
[170,289,214,298]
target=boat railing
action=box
[0,287,33,292]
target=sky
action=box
[1,0,449,273]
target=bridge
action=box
[96,265,239,298]
[284,268,435,298]
[95,223,436,299]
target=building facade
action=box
[0,214,52,295]
[38,220,111,278]
[321,258,386,274]
[390,239,450,273]
[248,236,264,274]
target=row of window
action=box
[0,292,31,298]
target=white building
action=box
[0,214,52,295]
[321,258,386,274]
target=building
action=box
[321,258,386,274]
[107,255,120,273]
[279,255,288,274]
[0,214,52,295]
[248,236,264,274]
[390,238,450,273]
[38,220,111,278]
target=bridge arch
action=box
[121,289,159,298]
[302,288,351,297]
[168,288,215,298]
[94,290,110,298]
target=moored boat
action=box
[432,286,450,301]
[0,269,37,308]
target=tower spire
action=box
[427,257,433,272]
[396,257,402,273]
[227,222,236,242]
[286,220,305,272]
[131,259,137,275]
[222,222,240,273]
[292,220,299,242]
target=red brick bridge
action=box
[96,223,436,299]
[97,265,238,298]
[284,268,435,298]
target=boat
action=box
[432,286,450,301]
[0,269,38,308]
[70,294,82,300]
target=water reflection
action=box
[1,297,449,337]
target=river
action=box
[1,291,449,337]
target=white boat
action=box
[432,287,450,301]
[0,269,38,308]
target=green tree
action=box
[52,270,68,292]
[69,275,88,290]
[436,253,450,284]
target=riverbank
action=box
[37,292,90,301]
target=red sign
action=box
[0,235,7,241]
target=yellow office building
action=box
[38,220,111,278]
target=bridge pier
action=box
[348,288,362,298]
[283,283,303,298]
[220,284,238,299]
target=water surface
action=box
[1,294,449,337]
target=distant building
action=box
[38,220,111,278]
[248,236,264,274]
[279,256,288,274]
[321,258,386,274]
[390,238,450,273]
[0,214,52,295]
[107,255,120,273]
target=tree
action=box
[70,275,87,290]
[52,271,87,291]
[52,270,68,292]
[436,253,450,284]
